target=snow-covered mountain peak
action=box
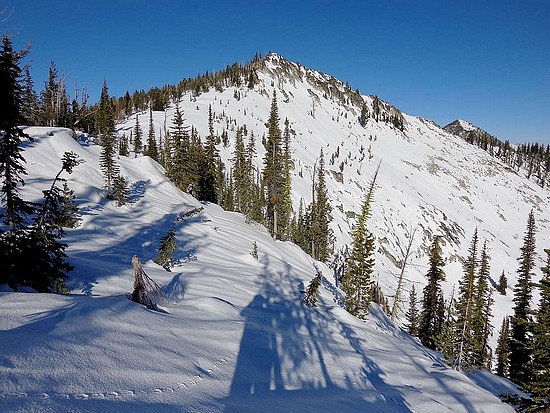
[444,118,482,137]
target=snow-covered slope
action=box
[118,53,550,338]
[0,128,519,412]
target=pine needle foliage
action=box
[155,225,177,270]
[302,265,323,308]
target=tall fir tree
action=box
[145,108,159,161]
[0,36,32,235]
[263,91,285,239]
[405,284,420,336]
[200,104,218,203]
[472,241,493,369]
[40,61,58,126]
[527,248,550,406]
[495,316,510,378]
[509,210,537,386]
[21,63,38,125]
[119,133,129,157]
[341,165,379,320]
[454,229,479,369]
[97,80,119,197]
[133,114,143,157]
[418,236,446,349]
[279,118,293,240]
[309,149,332,262]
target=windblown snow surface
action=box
[0,127,521,412]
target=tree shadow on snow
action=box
[221,256,411,412]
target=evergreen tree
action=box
[40,61,58,126]
[309,149,332,262]
[498,271,508,295]
[527,248,550,406]
[418,236,446,349]
[472,241,493,369]
[200,104,218,203]
[509,210,537,386]
[145,108,159,161]
[133,114,143,157]
[119,133,129,157]
[341,165,379,320]
[302,265,323,308]
[57,182,79,228]
[495,316,510,378]
[359,103,369,127]
[0,36,32,235]
[97,81,118,197]
[21,63,38,125]
[455,229,479,369]
[279,118,293,239]
[405,284,420,336]
[113,174,129,207]
[263,91,285,239]
[154,225,177,270]
[436,286,458,363]
[167,99,191,191]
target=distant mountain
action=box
[443,119,483,138]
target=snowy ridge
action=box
[118,54,550,340]
[0,128,519,412]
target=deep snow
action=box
[0,127,521,412]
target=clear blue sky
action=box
[3,0,549,144]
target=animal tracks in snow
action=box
[0,354,234,403]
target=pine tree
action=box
[436,286,458,363]
[119,133,129,157]
[40,61,58,126]
[405,284,420,336]
[341,165,379,320]
[359,103,369,127]
[495,317,510,378]
[455,229,479,369]
[57,182,79,228]
[167,99,191,191]
[200,104,218,203]
[309,149,332,262]
[113,174,129,207]
[0,36,32,235]
[279,118,293,240]
[133,114,143,157]
[263,91,285,239]
[418,236,446,349]
[97,81,118,197]
[472,241,493,369]
[509,210,537,386]
[302,265,323,308]
[145,108,159,161]
[154,225,177,270]
[21,63,38,125]
[527,248,550,406]
[498,271,508,295]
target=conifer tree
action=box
[0,36,32,235]
[97,81,118,197]
[133,115,143,157]
[498,271,507,295]
[405,284,420,336]
[309,149,332,262]
[455,229,479,369]
[280,118,293,239]
[436,286,458,363]
[200,104,218,203]
[418,236,445,349]
[57,182,79,228]
[472,241,493,369]
[167,99,191,191]
[495,316,510,378]
[527,248,550,406]
[113,174,129,207]
[509,210,537,386]
[302,265,323,308]
[145,108,159,161]
[263,91,285,239]
[341,165,379,320]
[21,63,38,125]
[154,225,177,270]
[119,133,129,157]
[40,61,58,126]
